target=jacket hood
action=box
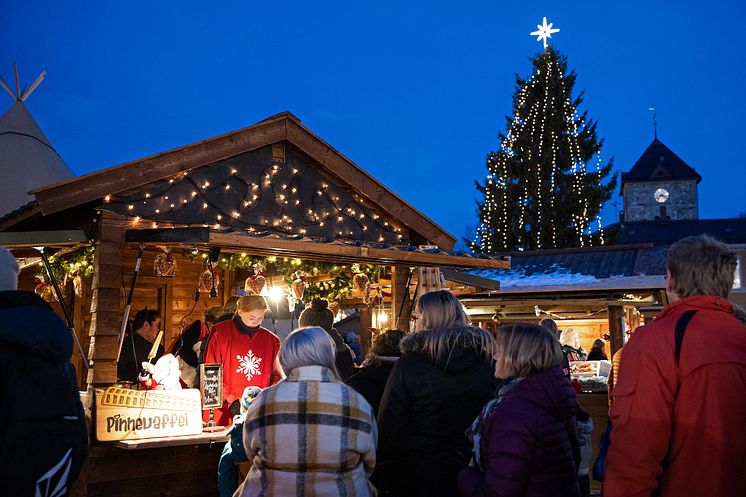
[400,325,493,374]
[509,366,578,420]
[0,290,72,362]
[660,295,746,325]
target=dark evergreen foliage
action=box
[472,47,616,252]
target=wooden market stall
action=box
[0,111,507,497]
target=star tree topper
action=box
[530,17,560,48]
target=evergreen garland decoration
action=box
[182,249,386,301]
[41,246,96,283]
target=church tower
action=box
[620,138,701,222]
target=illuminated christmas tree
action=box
[472,40,616,252]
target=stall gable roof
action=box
[29,112,456,248]
[102,144,414,246]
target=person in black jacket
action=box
[0,248,88,496]
[298,298,356,382]
[374,290,499,497]
[587,338,608,361]
[348,329,405,414]
[117,309,164,383]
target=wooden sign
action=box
[200,363,223,409]
[95,387,203,441]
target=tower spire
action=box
[648,105,657,140]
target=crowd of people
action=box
[3,233,746,497]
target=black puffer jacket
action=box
[374,326,499,497]
[348,357,398,415]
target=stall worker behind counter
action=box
[204,295,284,425]
[117,309,164,383]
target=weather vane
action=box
[530,17,560,49]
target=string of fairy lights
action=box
[104,148,410,246]
[474,20,606,253]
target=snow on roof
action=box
[469,264,600,289]
[466,265,665,293]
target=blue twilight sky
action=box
[2,1,744,248]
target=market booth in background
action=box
[0,112,508,497]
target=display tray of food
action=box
[569,360,611,377]
[577,375,609,393]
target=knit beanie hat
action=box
[0,248,20,291]
[299,298,334,331]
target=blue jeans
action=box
[217,417,248,497]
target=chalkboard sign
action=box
[200,363,223,409]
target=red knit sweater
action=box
[203,319,281,425]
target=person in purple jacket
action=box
[459,323,580,497]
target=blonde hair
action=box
[494,323,563,379]
[415,290,469,332]
[236,295,269,313]
[279,327,340,380]
[667,235,737,298]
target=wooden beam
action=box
[208,231,509,269]
[32,118,288,216]
[0,229,88,248]
[0,202,42,231]
[285,119,456,250]
[608,305,625,357]
[460,298,656,308]
[125,227,210,243]
[391,266,411,330]
[441,267,501,290]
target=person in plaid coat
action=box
[236,326,378,497]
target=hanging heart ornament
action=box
[245,274,266,295]
[353,272,369,293]
[291,276,306,300]
[199,268,220,294]
[328,300,341,318]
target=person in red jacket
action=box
[605,235,746,497]
[204,295,284,425]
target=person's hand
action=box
[138,361,154,381]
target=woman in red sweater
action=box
[204,295,284,425]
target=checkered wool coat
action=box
[236,365,377,497]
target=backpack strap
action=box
[674,310,697,366]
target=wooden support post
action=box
[608,305,625,357]
[358,306,373,357]
[391,266,411,330]
[417,266,442,298]
[88,211,126,388]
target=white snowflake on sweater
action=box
[236,350,262,381]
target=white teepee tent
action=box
[0,65,73,218]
